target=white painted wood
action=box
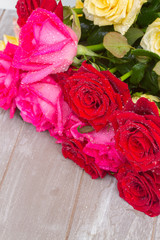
[68,174,156,240]
[0,110,24,182]
[0,0,76,9]
[155,217,160,240]
[0,9,3,16]
[0,122,82,240]
[0,10,17,39]
[0,9,159,240]
[0,11,23,181]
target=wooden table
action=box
[0,10,159,240]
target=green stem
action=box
[72,8,83,14]
[109,67,117,74]
[120,70,133,81]
[86,43,105,52]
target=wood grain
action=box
[67,174,155,240]
[0,9,23,183]
[0,110,24,182]
[0,122,82,240]
[0,10,17,39]
[0,9,159,240]
[0,9,4,19]
[154,217,159,240]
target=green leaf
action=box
[136,55,150,64]
[77,126,94,133]
[63,6,72,19]
[87,25,114,45]
[131,49,160,61]
[125,28,144,45]
[140,68,159,94]
[158,76,160,89]
[137,11,160,27]
[115,58,136,75]
[132,92,143,98]
[106,52,128,64]
[149,0,160,11]
[77,45,100,57]
[153,61,160,75]
[130,63,146,85]
[79,17,95,41]
[71,9,81,40]
[154,101,160,109]
[91,62,100,71]
[137,0,160,27]
[77,45,109,60]
[103,32,131,58]
[63,6,72,26]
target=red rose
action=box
[0,43,19,118]
[111,98,160,172]
[62,138,107,179]
[116,163,160,217]
[62,62,131,131]
[16,0,63,27]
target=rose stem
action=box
[120,70,133,81]
[109,67,117,73]
[72,8,83,14]
[86,43,105,52]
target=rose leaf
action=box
[63,6,72,26]
[103,32,131,58]
[130,63,147,85]
[71,9,81,40]
[77,125,94,133]
[125,27,144,45]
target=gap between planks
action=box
[65,171,84,240]
[0,9,5,21]
[0,122,25,190]
[151,217,158,240]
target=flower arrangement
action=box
[0,0,160,217]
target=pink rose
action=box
[0,43,19,118]
[83,142,124,173]
[71,124,125,172]
[49,113,81,143]
[16,75,71,132]
[13,8,78,84]
[50,104,124,172]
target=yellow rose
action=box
[83,0,147,35]
[140,18,160,56]
[76,0,84,8]
[0,40,5,51]
[0,35,18,51]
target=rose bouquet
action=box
[0,0,160,217]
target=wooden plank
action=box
[0,10,23,182]
[154,217,160,240]
[0,110,24,182]
[0,9,4,17]
[0,9,159,240]
[67,174,155,240]
[0,122,82,239]
[0,2,17,10]
[0,10,17,39]
[0,9,82,239]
